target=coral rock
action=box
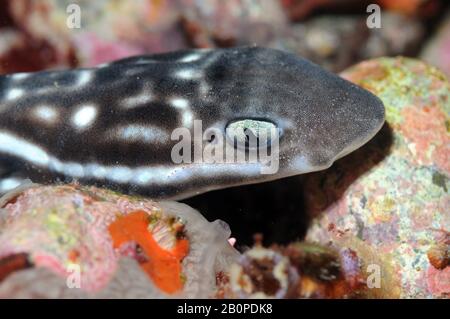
[0,184,238,298]
[223,241,368,299]
[304,57,449,298]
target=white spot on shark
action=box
[11,73,31,81]
[182,112,193,128]
[33,105,58,124]
[121,92,154,109]
[170,97,189,109]
[72,105,97,129]
[174,68,202,80]
[76,70,93,87]
[178,50,210,63]
[178,53,202,63]
[107,124,169,144]
[6,88,24,101]
[170,97,193,127]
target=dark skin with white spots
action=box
[0,47,385,199]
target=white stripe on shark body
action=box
[0,130,263,187]
[0,131,50,166]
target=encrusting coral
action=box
[0,183,238,298]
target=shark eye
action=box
[226,119,279,150]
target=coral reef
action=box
[0,0,440,74]
[0,184,238,298]
[304,57,449,298]
[0,0,448,300]
[221,237,367,298]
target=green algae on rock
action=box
[304,57,449,298]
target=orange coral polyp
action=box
[108,211,189,294]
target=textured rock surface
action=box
[304,57,449,298]
[222,241,368,299]
[0,184,238,298]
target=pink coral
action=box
[399,105,449,173]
